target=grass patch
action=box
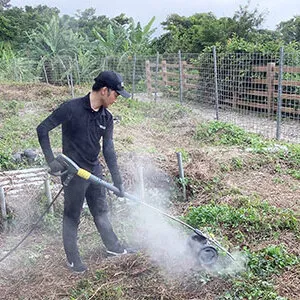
[112,98,153,125]
[70,269,125,299]
[184,196,299,242]
[221,245,299,299]
[194,121,265,148]
[0,109,61,170]
[194,121,300,179]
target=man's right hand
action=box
[48,158,65,176]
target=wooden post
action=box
[145,60,152,94]
[154,52,159,102]
[161,60,167,87]
[267,62,275,118]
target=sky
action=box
[9,0,300,35]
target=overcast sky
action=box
[9,0,299,35]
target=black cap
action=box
[94,71,131,98]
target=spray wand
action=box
[57,154,235,262]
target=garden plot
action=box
[0,84,299,300]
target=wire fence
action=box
[1,48,299,143]
[143,49,300,143]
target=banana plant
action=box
[92,23,127,57]
[0,42,35,82]
[26,15,79,84]
[126,16,156,55]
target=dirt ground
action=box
[0,85,299,299]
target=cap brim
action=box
[117,89,131,98]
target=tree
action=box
[154,2,268,53]
[75,8,111,41]
[0,5,59,50]
[0,0,11,10]
[232,1,266,39]
[277,16,300,43]
[156,13,226,53]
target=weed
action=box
[184,196,299,242]
[112,98,150,125]
[194,121,265,148]
[221,245,298,299]
[221,276,288,300]
[194,121,300,179]
[162,103,192,122]
[70,271,125,299]
[247,245,299,278]
[0,99,24,116]
[231,157,244,170]
[272,177,284,184]
[70,279,93,299]
[0,112,61,170]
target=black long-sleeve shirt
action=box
[36,93,122,184]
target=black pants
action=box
[62,164,121,263]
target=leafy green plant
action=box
[222,245,298,299]
[194,121,300,179]
[175,147,190,162]
[184,196,299,241]
[222,276,287,300]
[230,157,244,170]
[112,98,150,125]
[194,121,265,148]
[247,245,299,278]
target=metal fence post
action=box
[154,52,159,102]
[0,186,7,219]
[70,73,75,98]
[176,152,186,201]
[138,166,145,201]
[276,47,284,140]
[132,54,136,99]
[0,186,7,230]
[178,50,183,104]
[213,46,219,120]
[75,55,81,85]
[42,59,49,84]
[44,176,53,215]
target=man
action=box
[37,71,131,273]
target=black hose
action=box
[0,186,64,263]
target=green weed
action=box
[0,99,24,116]
[70,270,124,299]
[221,245,298,299]
[112,98,151,125]
[175,147,190,162]
[194,121,300,179]
[0,112,61,170]
[194,121,265,147]
[184,196,299,241]
[247,245,299,278]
